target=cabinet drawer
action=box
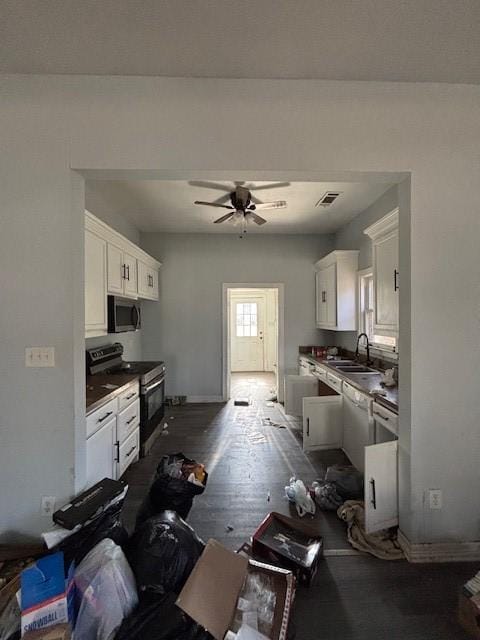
[326,372,343,392]
[313,365,327,380]
[372,401,398,436]
[86,398,117,438]
[118,384,139,413]
[117,399,140,443]
[117,428,140,478]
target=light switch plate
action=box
[25,347,55,367]
[429,489,442,510]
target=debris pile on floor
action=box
[1,452,327,639]
[459,569,480,639]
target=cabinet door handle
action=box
[126,415,136,425]
[306,417,310,437]
[373,411,389,420]
[125,393,136,400]
[97,411,113,424]
[126,445,137,458]
[321,291,326,303]
[126,264,130,281]
[115,441,120,462]
[394,269,399,291]
[370,478,377,509]
[122,264,126,280]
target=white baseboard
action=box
[186,395,225,403]
[398,529,480,563]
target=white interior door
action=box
[364,440,399,533]
[231,296,266,371]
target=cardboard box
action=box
[252,512,323,587]
[20,552,69,636]
[22,624,70,640]
[176,539,295,640]
[459,593,480,639]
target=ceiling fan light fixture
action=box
[244,211,253,224]
[232,210,243,226]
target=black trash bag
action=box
[325,464,364,500]
[127,510,205,596]
[137,453,208,524]
[114,592,212,640]
[53,501,129,568]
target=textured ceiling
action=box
[85,179,394,234]
[1,0,480,83]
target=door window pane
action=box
[236,302,258,337]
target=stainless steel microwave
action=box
[107,296,141,333]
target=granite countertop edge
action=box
[299,352,399,414]
[86,374,140,415]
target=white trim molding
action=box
[186,396,224,403]
[398,530,480,563]
[363,207,399,241]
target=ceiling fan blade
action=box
[194,200,233,209]
[211,193,232,205]
[249,212,267,225]
[213,212,235,224]
[249,182,290,191]
[253,200,287,211]
[189,180,230,192]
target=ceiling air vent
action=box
[315,191,342,207]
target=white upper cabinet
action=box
[85,211,161,319]
[107,244,138,299]
[364,208,399,336]
[137,259,159,301]
[85,226,108,337]
[314,251,359,331]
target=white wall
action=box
[85,182,140,245]
[0,76,479,547]
[331,184,399,353]
[139,233,333,398]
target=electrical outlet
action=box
[26,347,55,367]
[41,496,56,516]
[429,489,442,510]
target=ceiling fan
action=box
[192,181,288,230]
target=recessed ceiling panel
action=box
[86,179,395,234]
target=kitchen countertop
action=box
[299,353,398,413]
[86,373,140,414]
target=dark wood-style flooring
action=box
[123,377,475,640]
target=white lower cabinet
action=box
[86,415,116,487]
[302,395,343,451]
[284,375,318,416]
[364,440,398,533]
[117,428,140,478]
[286,359,400,534]
[86,383,140,488]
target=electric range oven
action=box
[86,342,166,456]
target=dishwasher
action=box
[342,381,372,473]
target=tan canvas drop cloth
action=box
[337,500,404,560]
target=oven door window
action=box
[145,381,165,421]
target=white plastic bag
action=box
[285,477,316,517]
[73,538,138,640]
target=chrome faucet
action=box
[355,333,372,365]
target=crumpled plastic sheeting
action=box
[74,538,138,640]
[337,500,404,560]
